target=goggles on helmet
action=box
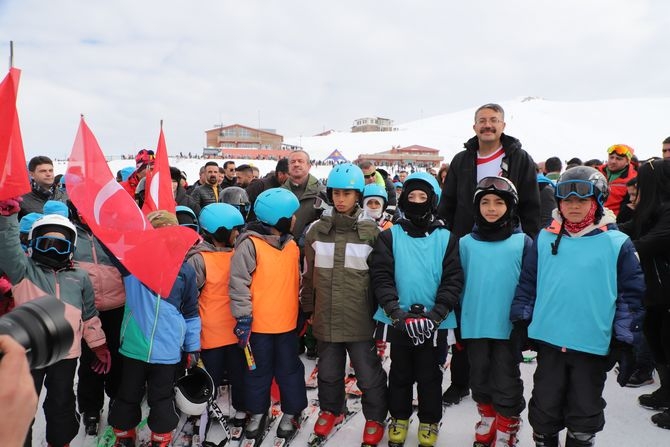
[555,180,596,199]
[478,177,514,191]
[32,236,72,255]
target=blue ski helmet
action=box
[402,172,441,208]
[363,183,388,208]
[199,203,244,234]
[326,163,365,204]
[175,206,200,233]
[254,188,300,226]
[119,166,135,182]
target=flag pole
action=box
[9,40,13,69]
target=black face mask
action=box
[401,200,433,227]
[274,217,293,235]
[31,250,71,270]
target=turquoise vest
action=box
[374,224,457,329]
[460,233,525,339]
[529,229,628,355]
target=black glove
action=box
[509,321,529,363]
[606,340,635,387]
[389,309,410,333]
[297,309,311,337]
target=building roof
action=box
[204,123,283,138]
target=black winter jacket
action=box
[437,133,541,238]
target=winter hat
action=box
[147,210,178,228]
[43,200,69,218]
[19,212,44,234]
[135,149,155,170]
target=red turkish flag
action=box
[142,126,175,214]
[0,68,30,201]
[65,117,198,296]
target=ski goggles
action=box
[32,236,72,255]
[555,180,596,199]
[607,144,633,159]
[476,176,516,194]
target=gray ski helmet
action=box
[555,166,609,206]
[221,186,250,217]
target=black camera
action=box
[0,296,74,369]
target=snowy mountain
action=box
[283,96,670,165]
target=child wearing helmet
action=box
[0,205,108,447]
[185,203,249,435]
[459,176,532,446]
[511,166,645,446]
[370,171,463,447]
[363,183,393,231]
[300,163,388,446]
[229,188,308,442]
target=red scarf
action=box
[563,201,597,234]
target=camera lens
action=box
[0,296,74,369]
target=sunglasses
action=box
[32,236,72,255]
[607,145,632,157]
[555,180,596,199]
[363,172,376,179]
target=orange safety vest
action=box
[199,251,237,348]
[249,236,300,334]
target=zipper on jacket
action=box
[147,295,161,362]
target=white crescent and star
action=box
[93,178,147,230]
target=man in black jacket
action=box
[438,103,540,238]
[437,103,540,406]
[20,156,68,218]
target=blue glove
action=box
[234,316,253,348]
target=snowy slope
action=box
[31,353,667,446]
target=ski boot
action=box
[276,413,300,438]
[149,431,173,447]
[232,409,248,427]
[388,418,409,446]
[639,364,670,410]
[473,403,496,446]
[244,413,268,439]
[493,414,521,446]
[112,428,136,447]
[442,383,469,406]
[83,412,100,436]
[313,410,344,437]
[532,432,559,447]
[417,422,439,447]
[361,419,384,446]
[565,430,595,447]
[651,409,670,429]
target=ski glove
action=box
[509,321,530,363]
[90,344,111,375]
[0,197,22,216]
[185,351,200,369]
[405,317,435,346]
[234,316,253,348]
[606,340,635,387]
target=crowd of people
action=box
[0,103,669,447]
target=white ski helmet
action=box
[174,366,214,416]
[28,214,78,260]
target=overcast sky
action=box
[2,0,669,159]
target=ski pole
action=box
[244,344,256,370]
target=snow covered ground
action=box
[30,352,667,446]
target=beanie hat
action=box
[147,210,178,228]
[43,200,69,218]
